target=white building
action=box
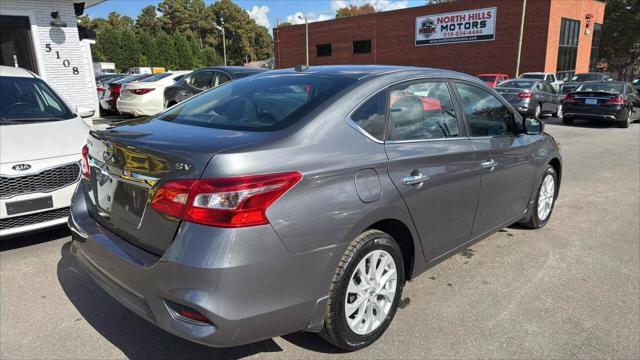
[0,0,104,116]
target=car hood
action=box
[0,117,90,164]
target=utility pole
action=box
[298,15,309,66]
[515,0,527,77]
[215,17,227,66]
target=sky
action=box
[86,0,426,30]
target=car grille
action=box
[0,163,80,198]
[0,207,69,230]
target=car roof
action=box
[580,80,625,84]
[477,73,509,76]
[521,72,548,75]
[0,65,37,78]
[261,65,479,81]
[200,66,267,74]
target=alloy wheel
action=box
[344,249,398,335]
[535,105,541,118]
[556,104,563,119]
[537,174,555,221]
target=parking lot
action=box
[1,118,638,359]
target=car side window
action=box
[213,72,232,87]
[455,82,516,137]
[188,71,214,89]
[387,81,459,141]
[542,82,554,93]
[350,91,386,141]
[549,74,556,82]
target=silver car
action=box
[69,66,562,351]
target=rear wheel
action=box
[534,104,542,119]
[520,165,557,229]
[320,230,404,351]
[619,111,631,128]
[555,104,563,119]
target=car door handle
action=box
[402,174,430,186]
[481,159,497,169]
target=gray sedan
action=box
[69,66,562,351]
[496,79,563,119]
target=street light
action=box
[298,14,309,66]
[214,17,227,66]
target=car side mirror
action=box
[523,117,544,135]
[76,106,95,118]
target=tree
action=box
[599,0,640,80]
[136,5,162,35]
[107,11,134,30]
[278,21,292,26]
[335,4,376,18]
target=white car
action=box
[116,71,190,117]
[0,66,93,238]
[518,72,563,92]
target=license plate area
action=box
[6,196,53,215]
[585,98,598,105]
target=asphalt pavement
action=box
[1,117,639,359]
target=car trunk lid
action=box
[83,118,268,254]
[496,88,530,102]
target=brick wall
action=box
[275,0,604,78]
[0,0,98,114]
[545,0,606,74]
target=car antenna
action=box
[294,64,309,72]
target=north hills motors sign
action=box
[416,7,497,46]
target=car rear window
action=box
[571,74,603,82]
[477,75,497,82]
[520,74,545,80]
[139,73,172,82]
[575,83,624,94]
[157,73,357,131]
[498,80,535,89]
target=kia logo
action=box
[12,163,31,171]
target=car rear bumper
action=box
[563,106,628,122]
[116,96,164,117]
[68,186,335,347]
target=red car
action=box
[477,73,509,87]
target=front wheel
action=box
[320,230,405,351]
[520,165,557,229]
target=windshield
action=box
[157,73,357,131]
[498,80,535,89]
[575,83,624,94]
[571,74,603,82]
[520,74,545,80]
[0,76,74,123]
[477,75,497,82]
[139,73,173,82]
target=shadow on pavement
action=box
[0,225,70,252]
[543,116,634,129]
[56,241,284,360]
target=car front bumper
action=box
[68,186,336,347]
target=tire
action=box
[562,117,574,125]
[534,104,542,119]
[619,111,631,128]
[320,229,405,351]
[519,165,557,229]
[555,104,563,119]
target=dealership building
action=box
[274,0,606,80]
[1,0,103,116]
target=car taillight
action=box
[131,88,155,95]
[517,92,533,99]
[563,94,577,103]
[150,172,302,228]
[607,96,627,105]
[81,145,90,179]
[111,84,122,96]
